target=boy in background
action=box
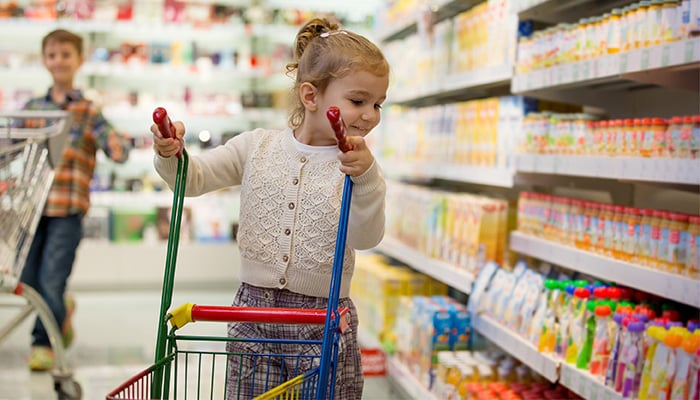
[21,29,131,371]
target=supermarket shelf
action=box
[103,107,285,136]
[386,356,437,400]
[517,0,632,24]
[377,0,482,43]
[376,237,475,295]
[513,38,700,93]
[511,38,700,116]
[391,64,513,106]
[559,363,622,400]
[0,17,285,38]
[510,231,700,308]
[516,154,700,186]
[471,314,560,382]
[380,159,514,188]
[81,62,266,81]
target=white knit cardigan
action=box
[154,127,386,297]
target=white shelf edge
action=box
[516,154,700,186]
[376,237,475,294]
[386,356,437,400]
[391,64,513,104]
[471,314,560,382]
[510,231,700,308]
[380,159,514,188]
[559,363,623,400]
[512,37,700,93]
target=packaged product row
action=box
[83,190,240,244]
[377,96,530,169]
[516,0,700,73]
[381,0,516,98]
[521,112,700,159]
[517,191,700,278]
[351,253,450,345]
[432,351,584,400]
[471,261,700,400]
[385,181,512,277]
[1,1,369,27]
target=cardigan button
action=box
[284,228,291,235]
[288,203,295,210]
[282,255,289,262]
[292,178,299,185]
[279,277,287,285]
[300,156,307,163]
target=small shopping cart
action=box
[107,109,354,400]
[0,110,82,399]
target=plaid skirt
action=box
[225,283,363,400]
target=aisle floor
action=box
[0,290,407,400]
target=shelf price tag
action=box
[661,45,671,66]
[641,49,650,70]
[685,39,696,63]
[620,53,629,73]
[582,60,591,80]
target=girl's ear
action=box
[299,82,318,112]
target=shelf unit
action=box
[373,0,700,397]
[376,236,475,295]
[510,231,700,308]
[470,314,559,382]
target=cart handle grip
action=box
[168,303,349,332]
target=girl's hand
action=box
[151,120,185,158]
[338,135,374,177]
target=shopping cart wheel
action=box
[54,377,82,400]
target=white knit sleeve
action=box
[154,130,253,196]
[347,160,386,250]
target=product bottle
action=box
[576,299,598,370]
[687,215,700,279]
[621,320,647,399]
[670,334,699,400]
[590,304,613,378]
[658,330,684,400]
[646,326,672,399]
[639,325,666,400]
[606,308,631,388]
[638,208,652,265]
[667,116,684,158]
[566,287,590,364]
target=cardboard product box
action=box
[109,206,157,242]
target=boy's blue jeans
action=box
[20,214,82,348]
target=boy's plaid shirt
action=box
[23,88,131,217]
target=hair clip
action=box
[320,30,348,38]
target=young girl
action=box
[151,17,389,399]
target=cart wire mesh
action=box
[0,110,69,289]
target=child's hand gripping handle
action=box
[153,107,182,158]
[326,106,353,153]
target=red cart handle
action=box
[326,106,353,153]
[168,303,349,332]
[153,107,183,158]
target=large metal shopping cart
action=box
[107,108,354,400]
[0,110,82,399]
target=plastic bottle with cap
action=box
[590,304,613,377]
[620,320,647,399]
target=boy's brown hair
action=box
[42,29,84,56]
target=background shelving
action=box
[371,0,700,397]
[510,231,700,308]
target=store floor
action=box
[0,289,406,400]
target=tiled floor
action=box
[0,290,406,400]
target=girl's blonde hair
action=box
[286,17,390,129]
